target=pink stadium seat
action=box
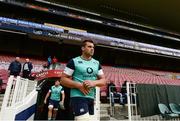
[101,66,180,96]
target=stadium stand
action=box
[101,66,180,97]
[1,54,180,97]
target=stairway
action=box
[100,103,110,120]
[0,94,4,111]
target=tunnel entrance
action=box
[34,78,74,120]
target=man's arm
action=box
[8,62,13,71]
[94,74,106,87]
[83,63,106,88]
[44,91,51,104]
[83,74,106,88]
[61,91,65,104]
[61,73,81,88]
[61,73,90,95]
[19,63,22,73]
[29,63,33,70]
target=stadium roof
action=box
[45,0,180,35]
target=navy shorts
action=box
[49,99,59,108]
[70,97,94,116]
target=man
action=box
[8,57,21,76]
[61,40,106,121]
[44,80,65,120]
[47,56,52,68]
[107,81,117,106]
[22,58,33,79]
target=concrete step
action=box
[0,94,4,111]
[100,115,110,120]
[0,103,2,110]
[100,111,108,116]
[100,103,110,120]
[100,113,110,117]
[0,97,3,101]
[0,102,2,109]
[0,94,4,102]
[100,110,108,113]
[0,94,4,97]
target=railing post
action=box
[133,83,138,116]
[23,79,28,99]
[94,87,100,121]
[0,76,14,117]
[109,86,112,116]
[17,77,23,102]
[127,81,132,121]
[11,76,21,105]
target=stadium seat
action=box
[158,103,179,119]
[169,103,180,114]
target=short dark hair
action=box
[55,79,60,82]
[82,39,94,47]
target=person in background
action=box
[49,56,60,70]
[52,56,58,64]
[119,81,128,105]
[8,57,21,77]
[107,81,116,98]
[44,80,65,120]
[22,58,33,79]
[107,81,116,106]
[47,56,52,68]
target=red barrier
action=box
[32,70,63,81]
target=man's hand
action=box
[59,101,65,110]
[78,83,91,95]
[44,99,47,104]
[83,80,95,89]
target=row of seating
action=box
[1,55,180,96]
[101,66,180,96]
[0,55,46,65]
[158,103,180,119]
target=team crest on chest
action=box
[86,67,93,74]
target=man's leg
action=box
[123,93,128,104]
[48,105,53,120]
[117,92,123,105]
[88,99,95,120]
[110,92,114,106]
[52,108,58,120]
[74,113,90,121]
[71,97,90,121]
[53,100,59,120]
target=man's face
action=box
[16,57,20,62]
[82,42,94,56]
[55,80,60,86]
[26,59,29,62]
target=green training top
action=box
[64,56,103,99]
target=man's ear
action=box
[81,46,84,51]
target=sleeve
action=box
[64,59,75,76]
[48,87,52,92]
[22,63,25,70]
[98,63,104,76]
[8,62,12,70]
[19,63,22,73]
[61,87,64,93]
[29,63,33,70]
